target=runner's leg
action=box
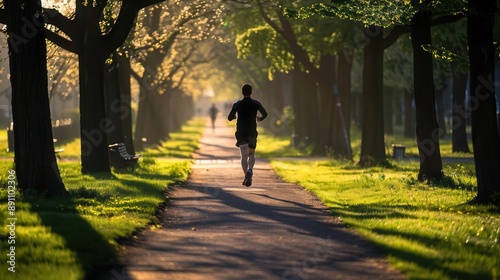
[248,148,255,171]
[239,144,249,175]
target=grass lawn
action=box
[258,131,499,280]
[0,118,204,280]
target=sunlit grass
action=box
[257,128,310,158]
[384,125,474,159]
[0,118,203,280]
[266,123,474,160]
[142,118,205,158]
[270,158,498,280]
[0,129,13,158]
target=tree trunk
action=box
[78,40,110,174]
[292,67,315,143]
[334,53,353,159]
[411,3,443,180]
[384,88,393,135]
[359,25,387,166]
[404,92,415,138]
[116,53,136,154]
[103,52,135,155]
[435,85,447,138]
[395,96,403,126]
[467,0,500,204]
[134,86,148,151]
[315,55,336,156]
[136,91,170,146]
[104,52,125,146]
[75,5,111,174]
[450,62,470,153]
[133,53,169,148]
[5,0,66,195]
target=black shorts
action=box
[235,131,258,149]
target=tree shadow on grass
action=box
[367,227,493,280]
[28,196,116,279]
[24,169,178,279]
[324,202,496,279]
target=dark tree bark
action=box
[5,0,66,196]
[338,52,353,137]
[315,55,336,155]
[435,86,447,138]
[411,1,444,180]
[116,53,135,154]
[395,96,403,126]
[331,53,353,159]
[291,66,316,141]
[9,0,164,174]
[76,6,110,173]
[359,26,387,166]
[300,72,319,147]
[404,92,415,138]
[467,0,500,204]
[450,62,470,153]
[384,88,393,135]
[104,52,135,154]
[135,90,170,148]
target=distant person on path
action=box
[228,83,268,187]
[208,103,218,131]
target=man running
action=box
[228,83,268,187]
[208,103,218,131]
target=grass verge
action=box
[257,126,496,279]
[270,158,499,280]
[0,118,204,280]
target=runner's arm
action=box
[257,102,268,122]
[228,102,238,121]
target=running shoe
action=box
[244,170,253,187]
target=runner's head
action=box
[242,83,252,97]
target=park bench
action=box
[54,148,65,160]
[108,143,141,171]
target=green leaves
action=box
[287,1,416,27]
[422,44,467,64]
[235,24,294,79]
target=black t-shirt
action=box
[227,97,268,133]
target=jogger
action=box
[228,83,268,187]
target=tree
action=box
[47,0,166,174]
[235,0,356,158]
[130,1,220,149]
[4,0,66,195]
[467,0,500,204]
[295,2,413,164]
[411,0,443,180]
[0,0,167,174]
[431,19,470,153]
[294,1,464,169]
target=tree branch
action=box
[129,66,142,85]
[255,0,284,34]
[43,8,77,40]
[379,13,464,50]
[102,0,138,55]
[382,25,410,49]
[256,0,316,73]
[431,13,465,26]
[45,29,78,53]
[96,0,109,16]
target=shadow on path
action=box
[99,118,406,280]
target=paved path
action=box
[102,118,405,280]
